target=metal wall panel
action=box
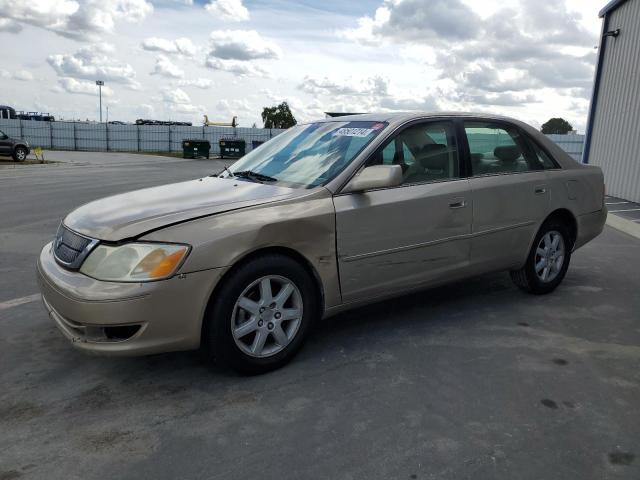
[589,0,640,202]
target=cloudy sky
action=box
[0,0,604,131]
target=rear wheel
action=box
[13,147,27,162]
[203,254,319,374]
[510,220,572,294]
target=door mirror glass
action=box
[342,165,403,193]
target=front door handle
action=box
[534,185,547,194]
[449,198,466,209]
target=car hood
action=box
[64,176,307,241]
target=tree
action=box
[261,102,297,129]
[541,118,573,135]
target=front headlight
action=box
[80,243,190,282]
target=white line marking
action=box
[609,208,640,213]
[0,294,41,311]
[605,201,629,205]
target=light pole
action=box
[96,80,104,122]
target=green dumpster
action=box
[219,138,246,159]
[182,139,210,159]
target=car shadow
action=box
[30,267,587,420]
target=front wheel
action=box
[13,147,27,162]
[510,220,572,295]
[203,254,319,374]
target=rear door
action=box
[462,120,550,272]
[334,120,472,303]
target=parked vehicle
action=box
[0,129,30,161]
[37,113,607,374]
[0,106,55,121]
[0,105,18,120]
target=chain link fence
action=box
[0,119,285,155]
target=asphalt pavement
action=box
[1,152,639,480]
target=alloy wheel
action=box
[231,275,303,358]
[534,230,565,283]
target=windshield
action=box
[224,121,387,188]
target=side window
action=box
[381,142,395,165]
[368,121,460,185]
[526,139,559,169]
[464,122,540,176]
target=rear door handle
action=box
[534,185,547,194]
[449,198,466,209]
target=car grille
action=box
[53,224,97,269]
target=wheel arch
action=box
[544,208,578,249]
[200,245,325,346]
[13,143,29,152]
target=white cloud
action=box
[162,88,191,105]
[176,78,214,89]
[141,37,196,57]
[0,68,33,81]
[342,0,597,110]
[135,103,155,118]
[205,58,269,77]
[299,75,389,97]
[0,0,602,130]
[58,77,114,97]
[0,0,153,39]
[47,44,138,87]
[151,55,184,78]
[0,18,22,33]
[207,30,282,61]
[216,98,252,114]
[205,0,249,21]
[13,69,33,81]
[161,87,202,114]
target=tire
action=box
[510,219,572,295]
[203,254,319,374]
[13,147,27,162]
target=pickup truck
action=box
[0,129,30,161]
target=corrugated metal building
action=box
[584,0,640,202]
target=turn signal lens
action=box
[80,243,189,282]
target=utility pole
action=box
[96,80,104,122]
[106,106,109,123]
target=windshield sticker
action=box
[334,127,374,137]
[371,123,385,130]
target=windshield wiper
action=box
[233,170,278,182]
[211,165,234,178]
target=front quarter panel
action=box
[140,188,341,309]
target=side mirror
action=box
[342,165,403,193]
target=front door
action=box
[0,130,11,155]
[334,120,473,303]
[462,120,550,272]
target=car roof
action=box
[313,111,522,126]
[311,111,582,170]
